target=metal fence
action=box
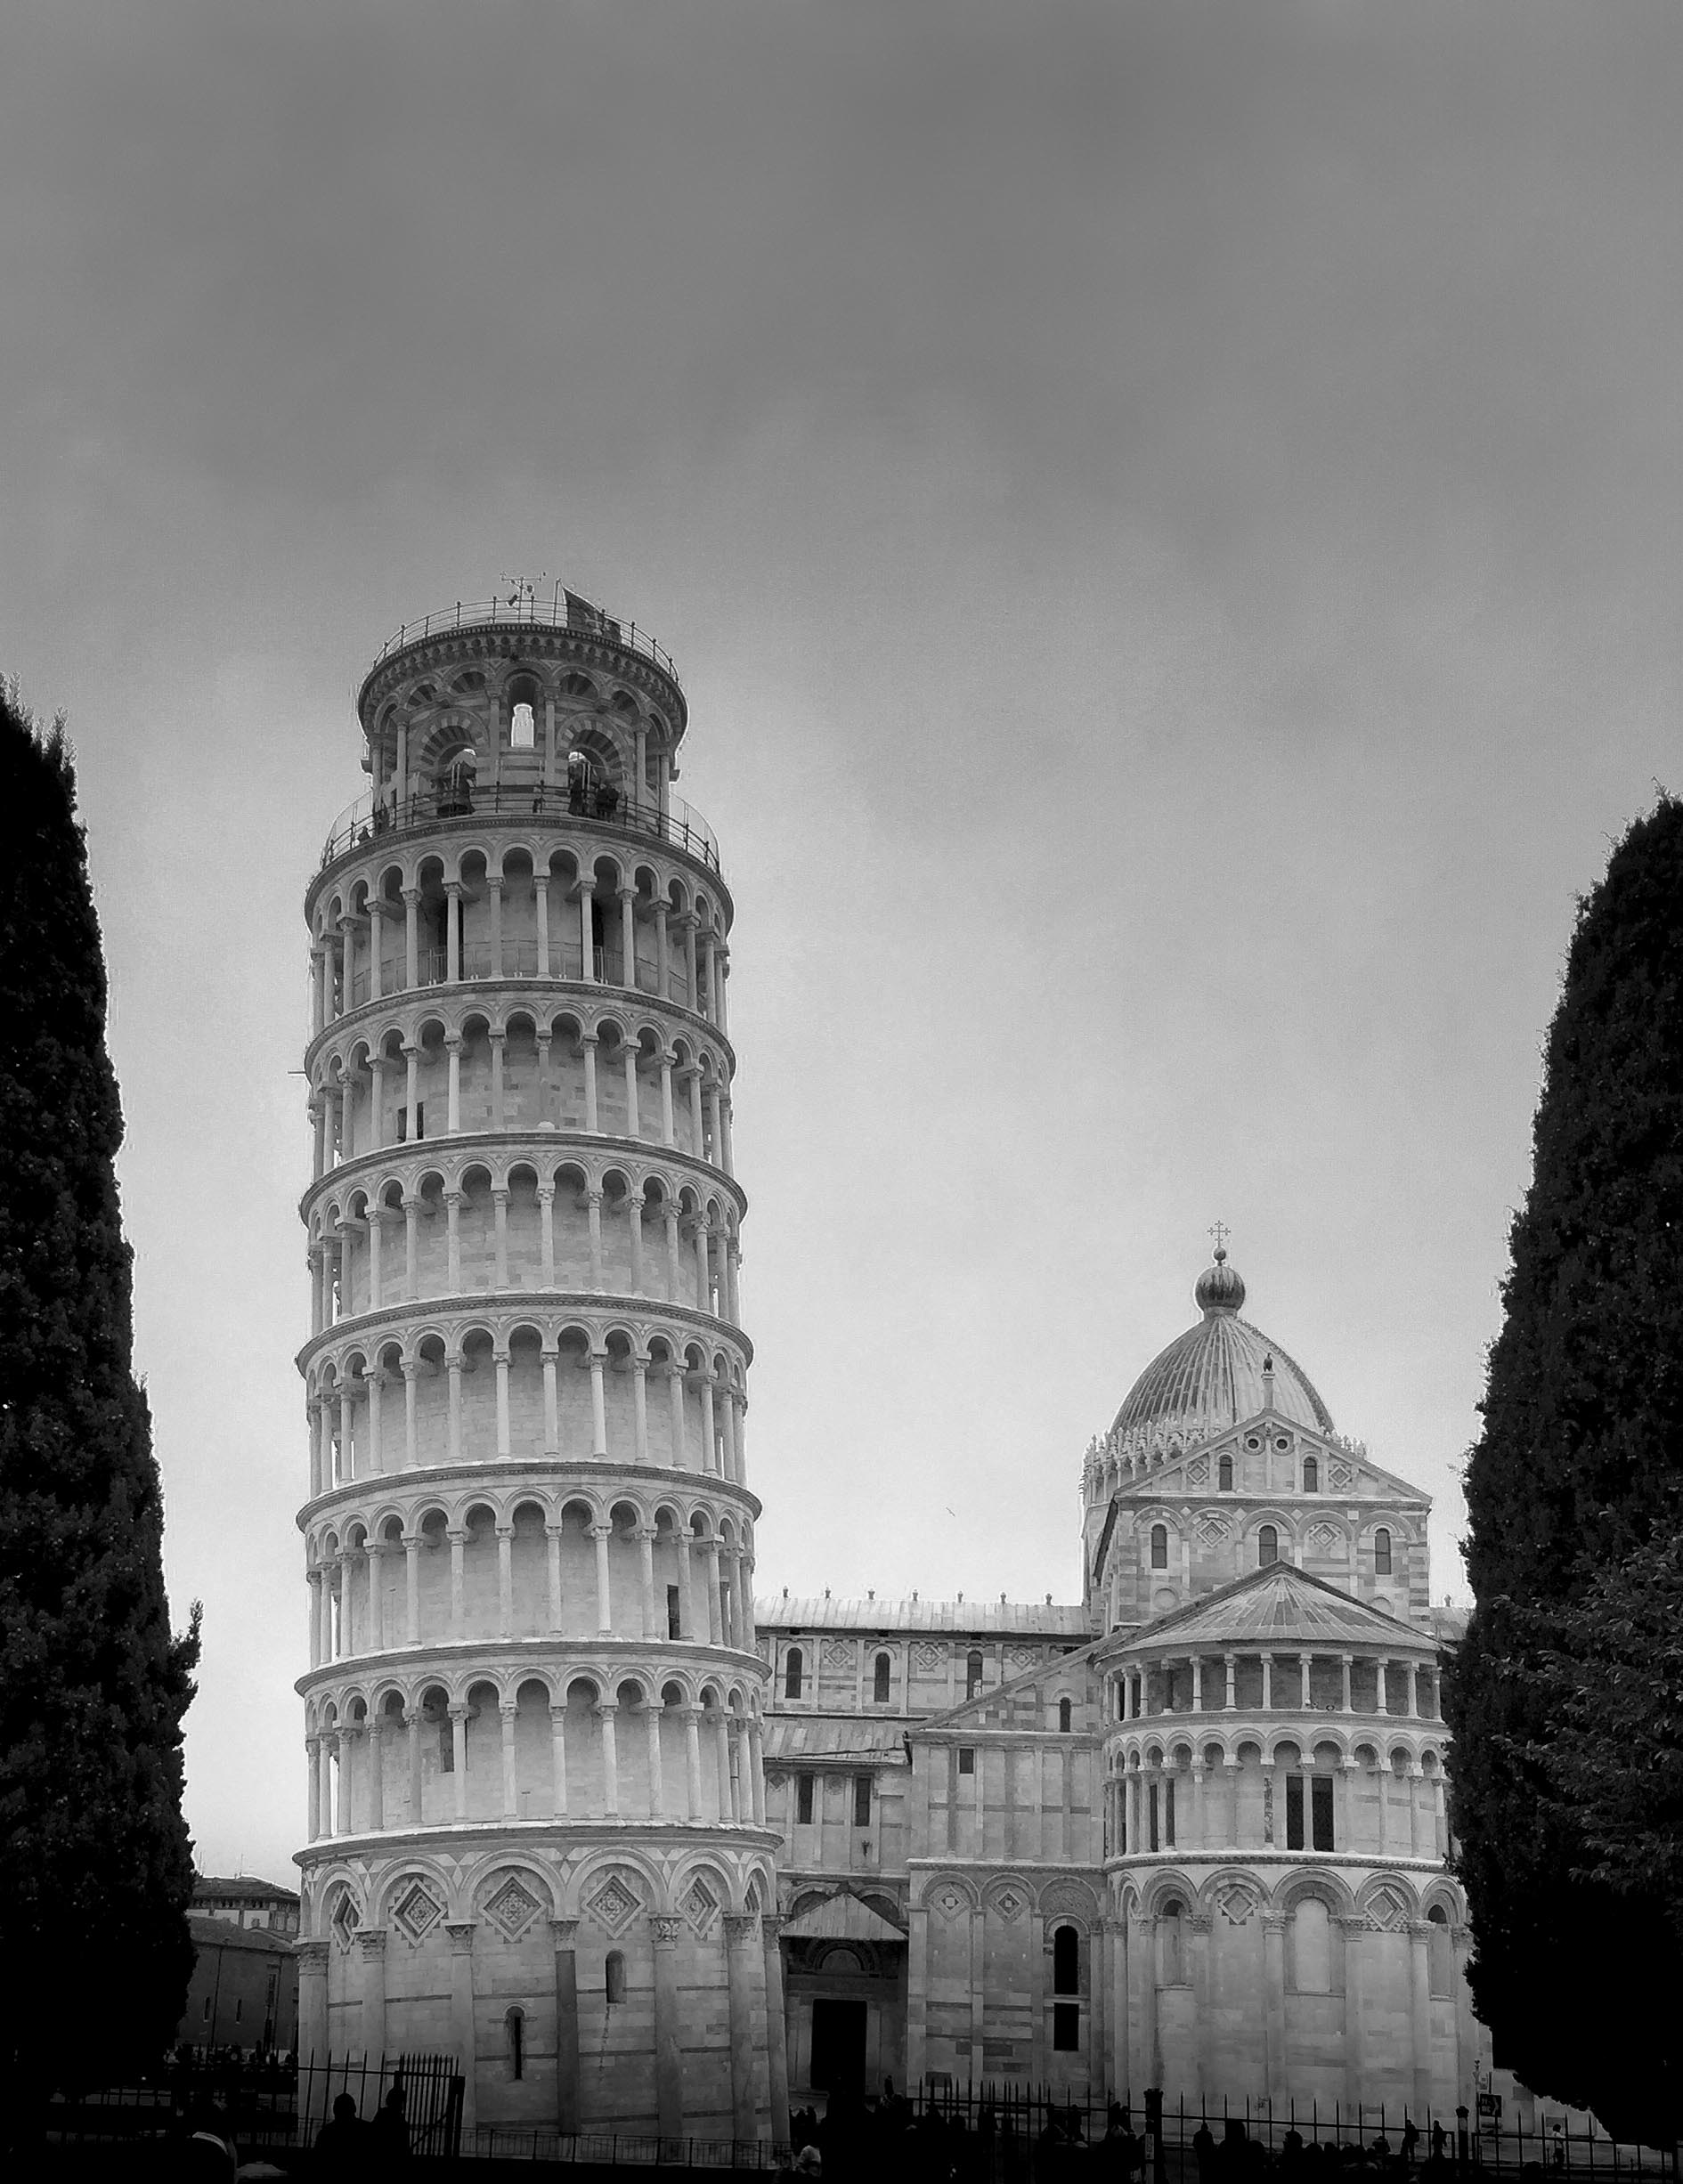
[364,596,680,683]
[318,780,720,875]
[904,2087,1673,2180]
[46,2049,462,2156]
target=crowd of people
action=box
[783,2094,1462,2184]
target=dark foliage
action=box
[1446,796,1683,2150]
[0,685,199,2116]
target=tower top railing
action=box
[362,595,680,687]
[316,781,720,877]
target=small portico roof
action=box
[780,1892,907,1944]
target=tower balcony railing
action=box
[343,944,695,1011]
[365,594,680,683]
[318,783,720,877]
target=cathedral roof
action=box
[1115,1559,1437,1654]
[762,1717,909,1764]
[755,1595,1089,1637]
[1110,1250,1335,1442]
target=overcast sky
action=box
[5,0,1680,1888]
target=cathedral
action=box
[759,1242,1479,2121]
[294,590,1484,2142]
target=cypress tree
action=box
[1447,795,1683,2149]
[0,685,199,2125]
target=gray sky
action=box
[5,0,1680,1888]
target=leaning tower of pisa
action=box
[294,589,786,2144]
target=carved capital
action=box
[649,1915,684,1946]
[550,1918,581,1950]
[723,1913,760,1945]
[356,1928,387,1961]
[445,1920,476,1953]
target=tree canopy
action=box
[1448,794,1683,2149]
[0,684,199,2118]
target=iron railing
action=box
[898,2086,1671,2178]
[318,780,720,877]
[366,594,679,684]
[45,2050,462,2157]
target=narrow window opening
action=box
[1374,1528,1393,1576]
[853,1774,872,1827]
[439,1719,453,1772]
[1059,1697,1072,1733]
[784,1646,804,1700]
[965,1651,983,1701]
[1312,1773,1335,1851]
[1218,1452,1233,1491]
[507,2006,524,2077]
[957,1747,975,1777]
[1286,1773,1305,1850]
[234,1998,242,2023]
[1150,1523,1168,1570]
[1148,1782,1159,1852]
[666,1585,682,1640]
[796,1774,815,1825]
[1303,1456,1319,1493]
[1052,1925,1079,1994]
[1165,1777,1176,1847]
[874,1652,890,1704]
[510,702,536,750]
[1053,2003,1080,2052]
[1259,1524,1279,1567]
[605,1952,626,2006]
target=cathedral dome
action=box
[1110,1251,1335,1441]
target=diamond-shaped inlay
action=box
[329,1888,361,1951]
[931,1884,969,1920]
[1212,1882,1257,1927]
[992,1888,1025,1922]
[1329,1463,1354,1490]
[1195,1514,1231,1546]
[393,1880,443,1945]
[1185,1457,1209,1486]
[584,1874,641,1936]
[683,1880,720,1936]
[1307,1523,1344,1555]
[484,1875,543,1941]
[1368,1888,1411,1932]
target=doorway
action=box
[809,1999,867,2092]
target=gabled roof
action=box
[762,1716,908,1765]
[914,1633,1109,1735]
[781,1892,907,1944]
[1108,1429,1431,1510]
[1110,1560,1438,1654]
[756,1596,1090,1637]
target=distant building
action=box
[193,1875,301,1936]
[179,1920,299,2052]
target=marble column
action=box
[724,1913,760,2139]
[447,1922,477,2133]
[763,1914,792,2141]
[297,1937,329,2063]
[358,1928,387,2060]
[553,1919,581,2132]
[650,1916,686,2139]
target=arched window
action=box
[1052,1924,1080,1995]
[506,2005,525,2079]
[1218,1452,1233,1491]
[965,1651,984,1701]
[874,1652,890,1704]
[1150,1523,1168,1570]
[1374,1528,1393,1576]
[1290,1899,1332,1993]
[1159,1901,1184,1985]
[1059,1697,1072,1733]
[785,1647,803,1700]
[605,1951,626,2006]
[1258,1524,1279,1567]
[1303,1456,1319,1493]
[1427,1905,1453,1996]
[436,749,476,816]
[509,701,536,749]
